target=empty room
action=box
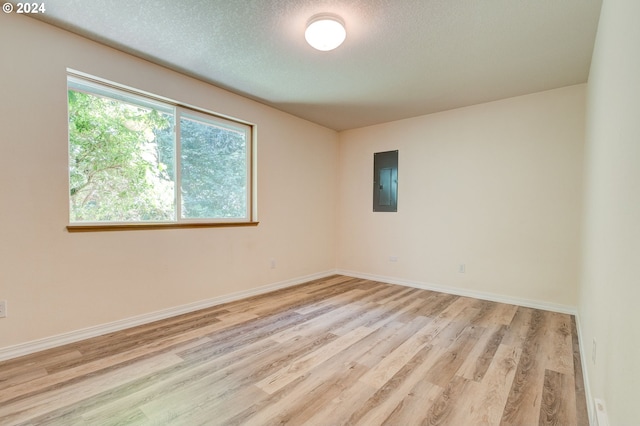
[0,0,638,425]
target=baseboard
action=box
[3,268,597,422]
[0,269,580,363]
[0,270,337,362]
[336,269,578,315]
[593,398,609,426]
[575,313,597,426]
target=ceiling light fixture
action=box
[305,14,346,51]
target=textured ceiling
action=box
[30,0,602,131]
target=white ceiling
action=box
[31,0,602,131]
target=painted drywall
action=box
[580,0,640,423]
[0,15,338,349]
[337,85,585,308]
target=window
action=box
[67,72,255,230]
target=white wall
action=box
[580,0,640,423]
[0,15,338,349]
[337,85,585,308]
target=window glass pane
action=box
[180,114,248,219]
[68,88,176,223]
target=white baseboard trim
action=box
[336,269,578,315]
[575,313,596,426]
[593,398,609,426]
[0,269,580,362]
[0,270,337,362]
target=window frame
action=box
[66,70,258,232]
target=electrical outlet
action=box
[389,256,398,263]
[270,259,276,269]
[592,338,597,364]
[458,264,466,273]
[0,300,6,318]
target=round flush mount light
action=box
[305,14,346,51]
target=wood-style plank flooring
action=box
[0,275,589,425]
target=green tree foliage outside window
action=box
[180,116,247,219]
[68,76,251,224]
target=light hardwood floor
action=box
[0,275,588,425]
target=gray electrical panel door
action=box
[373,150,398,212]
